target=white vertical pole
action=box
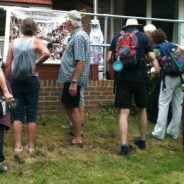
[103,16,108,80]
[110,0,114,39]
[3,8,11,62]
[93,0,98,19]
[178,0,184,45]
[146,0,152,24]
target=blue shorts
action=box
[11,76,40,123]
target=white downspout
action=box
[178,0,184,45]
[93,0,98,19]
[110,0,114,39]
[146,0,152,24]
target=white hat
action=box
[143,24,157,33]
[122,18,142,30]
[67,10,82,21]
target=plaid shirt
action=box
[57,27,90,87]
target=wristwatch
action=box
[71,79,77,84]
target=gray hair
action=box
[69,18,82,28]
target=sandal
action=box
[25,145,35,155]
[14,145,23,155]
[70,141,83,148]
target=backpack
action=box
[154,42,184,91]
[115,30,138,70]
[11,40,33,83]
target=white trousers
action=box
[152,75,184,139]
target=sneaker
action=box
[14,145,23,155]
[0,162,8,172]
[134,138,146,150]
[149,132,163,140]
[25,145,35,155]
[119,144,129,156]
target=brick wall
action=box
[39,80,114,114]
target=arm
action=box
[4,41,13,80]
[33,39,50,73]
[69,60,84,96]
[107,50,113,64]
[147,51,160,78]
[0,68,13,103]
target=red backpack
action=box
[115,30,138,70]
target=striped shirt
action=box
[57,27,90,87]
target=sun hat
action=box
[122,18,143,30]
[66,10,82,21]
[143,24,157,33]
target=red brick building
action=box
[0,0,52,6]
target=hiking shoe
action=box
[134,138,146,150]
[0,162,8,172]
[119,144,129,156]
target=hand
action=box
[69,83,77,96]
[150,72,159,80]
[181,84,184,92]
[4,92,13,104]
[33,64,39,75]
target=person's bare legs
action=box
[79,106,84,126]
[66,107,82,143]
[119,109,130,144]
[28,122,37,149]
[137,108,147,140]
[13,120,23,149]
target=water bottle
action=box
[6,99,18,113]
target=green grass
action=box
[1,107,184,184]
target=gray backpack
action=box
[11,40,33,83]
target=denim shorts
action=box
[11,76,40,123]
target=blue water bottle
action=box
[112,57,124,72]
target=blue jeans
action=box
[11,76,40,123]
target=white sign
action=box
[1,6,68,64]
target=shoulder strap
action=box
[19,39,33,51]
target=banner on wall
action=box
[1,6,68,64]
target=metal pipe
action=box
[110,0,114,39]
[1,6,184,23]
[103,16,108,80]
[93,0,98,20]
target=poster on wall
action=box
[1,6,68,64]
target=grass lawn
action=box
[1,106,184,184]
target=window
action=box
[152,0,178,41]
[0,10,6,36]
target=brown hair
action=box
[20,18,37,36]
[152,28,167,44]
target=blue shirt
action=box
[57,27,90,87]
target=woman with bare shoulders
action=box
[5,18,50,156]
